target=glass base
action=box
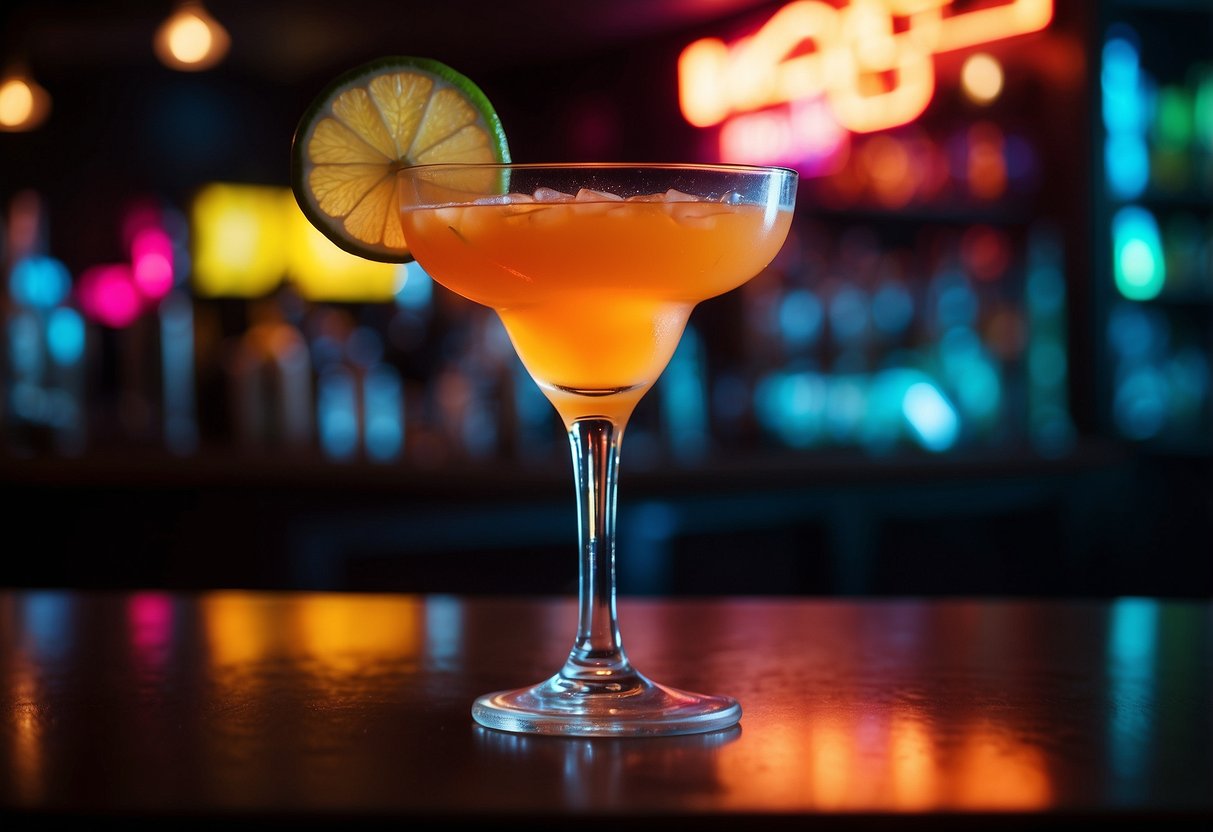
[472,671,741,737]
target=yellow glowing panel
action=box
[192,182,399,301]
[286,201,399,302]
[192,183,290,298]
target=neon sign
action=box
[679,0,1053,134]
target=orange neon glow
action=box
[8,662,46,804]
[679,0,1054,133]
[808,718,856,807]
[860,133,916,207]
[202,593,423,670]
[967,121,1007,199]
[293,594,422,671]
[952,720,1053,808]
[714,707,1054,811]
[887,715,939,810]
[203,593,284,667]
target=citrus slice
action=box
[291,56,510,263]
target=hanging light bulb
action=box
[0,64,52,132]
[154,1,231,71]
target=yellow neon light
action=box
[287,202,398,303]
[192,183,289,298]
[679,0,1053,133]
[191,182,397,301]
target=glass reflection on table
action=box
[1,593,1205,818]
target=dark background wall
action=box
[1,1,1209,597]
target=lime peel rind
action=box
[291,56,511,264]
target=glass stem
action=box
[560,417,636,685]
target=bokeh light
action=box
[1112,205,1166,300]
[46,308,86,366]
[154,2,231,72]
[0,73,51,132]
[77,265,143,328]
[961,53,1004,105]
[902,382,959,452]
[9,256,70,309]
[131,228,175,301]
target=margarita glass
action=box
[398,163,797,736]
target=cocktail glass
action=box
[397,162,797,736]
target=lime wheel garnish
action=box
[291,56,510,263]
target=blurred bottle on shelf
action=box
[2,190,87,456]
[226,290,313,454]
[1098,10,1212,451]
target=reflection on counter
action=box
[202,592,424,671]
[5,592,1202,816]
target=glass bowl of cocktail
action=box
[293,59,798,737]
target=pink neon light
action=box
[131,227,175,300]
[719,98,849,175]
[127,593,174,656]
[78,264,143,328]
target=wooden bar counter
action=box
[0,591,1209,827]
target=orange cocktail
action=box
[293,54,799,737]
[398,163,797,737]
[400,191,792,424]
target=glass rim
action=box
[396,161,799,177]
